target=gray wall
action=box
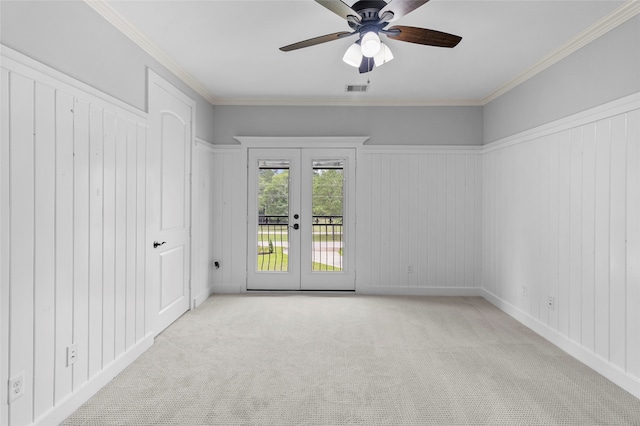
[211,105,483,145]
[484,15,640,143]
[0,0,216,142]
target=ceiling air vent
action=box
[345,84,368,93]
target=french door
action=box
[247,148,355,291]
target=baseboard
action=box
[210,285,484,297]
[481,289,640,400]
[211,283,244,294]
[34,334,154,426]
[357,286,483,296]
[193,285,214,308]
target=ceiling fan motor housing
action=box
[348,0,391,39]
[352,0,388,18]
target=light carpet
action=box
[63,295,640,425]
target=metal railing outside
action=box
[257,215,343,272]
[257,215,289,271]
[311,215,343,271]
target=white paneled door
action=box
[148,72,193,335]
[247,149,356,291]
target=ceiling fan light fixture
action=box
[374,42,394,67]
[360,31,381,58]
[343,43,363,67]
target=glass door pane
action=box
[257,161,290,271]
[311,160,344,272]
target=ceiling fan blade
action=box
[315,0,359,20]
[359,56,374,74]
[280,31,352,52]
[386,26,461,48]
[379,1,430,22]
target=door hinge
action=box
[189,226,192,237]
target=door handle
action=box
[290,224,299,230]
[153,241,166,248]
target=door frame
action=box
[147,70,196,336]
[236,136,369,292]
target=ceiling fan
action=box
[279,0,462,74]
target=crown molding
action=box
[481,0,640,105]
[211,97,483,107]
[83,0,217,105]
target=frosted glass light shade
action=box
[374,43,394,67]
[343,43,362,67]
[360,31,381,58]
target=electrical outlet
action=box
[407,264,414,274]
[67,344,78,366]
[8,372,24,403]
[548,296,555,310]
[522,284,528,297]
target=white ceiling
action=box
[102,0,627,105]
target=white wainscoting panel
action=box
[356,148,483,293]
[207,147,246,293]
[208,145,482,295]
[482,102,640,397]
[1,51,152,425]
[192,141,214,306]
[191,140,240,304]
